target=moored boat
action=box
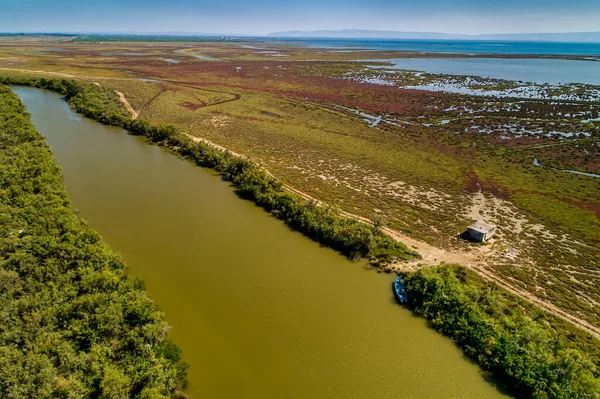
[393,277,408,304]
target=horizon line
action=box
[2,29,600,36]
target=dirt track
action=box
[4,68,598,339]
[184,132,600,340]
[115,90,138,119]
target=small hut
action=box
[466,222,497,242]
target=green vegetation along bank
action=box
[4,75,600,399]
[0,85,187,398]
[0,75,418,264]
[404,265,600,399]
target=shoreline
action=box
[8,78,597,396]
[30,77,600,341]
[0,85,187,397]
[2,72,598,338]
[182,122,600,340]
[9,83,600,398]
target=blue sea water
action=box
[369,58,600,85]
[280,38,600,56]
[273,38,600,85]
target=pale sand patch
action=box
[178,131,600,339]
[115,90,138,120]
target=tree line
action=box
[6,75,598,398]
[0,75,419,264]
[0,85,187,398]
[404,265,600,399]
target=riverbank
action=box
[0,75,417,265]
[6,77,600,398]
[0,85,187,397]
[11,84,514,399]
[404,265,600,398]
[181,104,600,343]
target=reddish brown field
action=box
[1,39,599,333]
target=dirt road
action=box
[115,90,138,120]
[3,66,596,338]
[183,132,600,339]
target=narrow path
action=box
[140,89,167,112]
[184,133,243,157]
[279,181,600,339]
[1,69,137,121]
[161,80,242,108]
[115,90,138,120]
[183,133,600,339]
[466,183,486,223]
[3,67,597,338]
[1,68,241,110]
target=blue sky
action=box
[0,0,599,35]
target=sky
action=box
[0,0,599,35]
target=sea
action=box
[279,38,600,56]
[275,38,600,85]
[368,58,600,85]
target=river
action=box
[12,86,510,399]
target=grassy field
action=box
[0,39,598,333]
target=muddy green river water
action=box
[12,86,509,399]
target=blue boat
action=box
[393,277,408,304]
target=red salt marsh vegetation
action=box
[1,39,599,337]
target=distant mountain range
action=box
[6,30,600,43]
[268,30,600,43]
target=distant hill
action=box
[268,29,600,43]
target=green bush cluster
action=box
[1,75,418,263]
[131,122,418,262]
[404,265,600,399]
[0,85,187,398]
[0,76,131,125]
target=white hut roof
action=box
[468,222,496,234]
